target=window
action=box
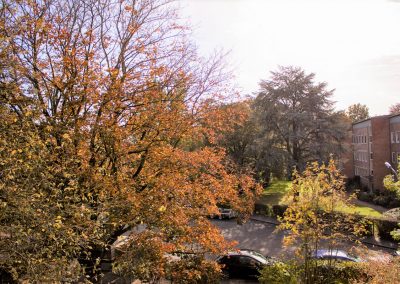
[397,132,400,143]
[370,153,373,159]
[238,256,258,267]
[392,132,396,143]
[369,136,372,143]
[355,167,367,176]
[392,152,397,163]
[359,151,368,162]
[221,255,239,265]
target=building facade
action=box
[349,115,399,191]
[390,115,400,167]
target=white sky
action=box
[179,0,400,115]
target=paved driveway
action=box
[211,218,296,259]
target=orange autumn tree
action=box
[0,0,261,282]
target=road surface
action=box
[212,217,395,262]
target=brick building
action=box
[348,115,399,191]
[390,114,400,167]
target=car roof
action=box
[315,249,349,258]
[315,249,361,262]
[218,249,279,266]
[226,249,260,257]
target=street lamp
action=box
[385,161,399,181]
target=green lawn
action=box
[258,180,292,206]
[257,180,382,218]
[337,204,382,218]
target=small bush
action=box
[372,195,391,207]
[373,217,399,241]
[259,261,366,284]
[358,191,373,202]
[313,262,367,284]
[272,204,288,217]
[355,258,400,284]
[254,203,269,215]
[388,199,400,208]
[258,262,298,284]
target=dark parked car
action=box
[216,249,276,279]
[312,249,361,262]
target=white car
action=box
[218,208,238,219]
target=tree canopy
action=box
[346,103,370,123]
[0,0,260,281]
[389,103,400,115]
[253,66,348,177]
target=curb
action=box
[360,239,398,251]
[249,216,280,226]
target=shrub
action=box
[259,261,366,284]
[358,191,373,202]
[272,204,288,217]
[372,195,391,207]
[368,190,400,208]
[388,199,400,208]
[373,218,399,241]
[258,262,298,284]
[254,203,270,215]
[354,258,400,284]
[313,262,367,284]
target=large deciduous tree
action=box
[0,0,260,282]
[253,66,348,177]
[346,103,370,123]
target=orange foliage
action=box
[0,0,260,281]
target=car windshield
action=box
[243,250,269,265]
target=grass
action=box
[258,180,292,206]
[258,180,383,218]
[337,204,382,218]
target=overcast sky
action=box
[179,0,400,115]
